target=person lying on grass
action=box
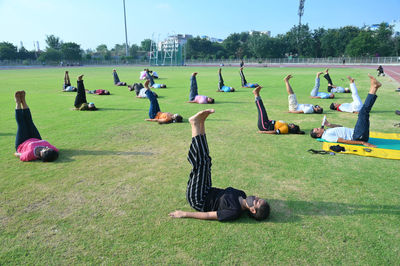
[86,89,110,95]
[310,71,334,99]
[74,75,97,111]
[323,68,350,93]
[14,91,59,162]
[284,74,323,114]
[62,71,77,92]
[217,68,235,92]
[113,69,127,86]
[253,86,304,135]
[145,69,166,88]
[169,109,270,221]
[239,67,259,88]
[329,76,363,114]
[128,83,158,98]
[144,81,182,124]
[187,72,215,104]
[310,74,381,148]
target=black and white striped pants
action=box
[186,134,212,211]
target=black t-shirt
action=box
[204,187,247,221]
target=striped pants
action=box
[186,134,212,211]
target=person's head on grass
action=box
[310,128,324,138]
[288,123,305,134]
[37,147,59,162]
[313,105,323,114]
[245,196,270,221]
[330,102,340,110]
[172,114,183,123]
[207,97,215,104]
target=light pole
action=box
[123,0,129,56]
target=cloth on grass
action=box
[317,132,400,160]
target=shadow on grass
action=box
[230,199,400,224]
[213,101,247,104]
[265,199,400,224]
[96,107,141,111]
[0,132,14,136]
[56,148,154,162]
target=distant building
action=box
[249,30,271,37]
[390,19,400,36]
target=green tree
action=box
[45,35,62,50]
[374,22,395,56]
[38,48,62,62]
[345,30,378,56]
[141,39,152,51]
[130,44,140,58]
[0,42,18,60]
[60,42,82,60]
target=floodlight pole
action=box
[123,0,129,56]
[297,0,305,55]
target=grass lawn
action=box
[0,66,399,264]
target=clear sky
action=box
[1,0,399,51]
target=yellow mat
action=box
[321,132,400,160]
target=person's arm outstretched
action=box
[288,110,304,114]
[258,130,278,134]
[169,210,218,220]
[337,138,376,148]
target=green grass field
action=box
[0,66,399,264]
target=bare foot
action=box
[252,86,262,97]
[317,71,324,77]
[78,74,84,81]
[144,80,150,89]
[20,90,26,101]
[192,72,198,76]
[347,76,355,83]
[15,91,21,103]
[284,75,293,81]
[325,68,329,73]
[368,74,381,89]
[189,109,215,125]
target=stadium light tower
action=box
[298,0,305,27]
[123,0,129,56]
[297,0,305,55]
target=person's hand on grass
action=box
[169,210,185,218]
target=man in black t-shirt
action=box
[169,109,270,222]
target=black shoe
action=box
[395,110,400,115]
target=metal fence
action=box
[1,57,400,67]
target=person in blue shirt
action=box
[217,68,235,92]
[310,71,334,99]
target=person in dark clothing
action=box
[239,67,258,88]
[188,72,214,104]
[62,71,77,92]
[311,74,381,148]
[377,65,385,77]
[144,81,182,124]
[113,69,127,86]
[323,69,350,93]
[145,69,166,88]
[169,109,270,221]
[13,91,59,162]
[74,75,97,111]
[253,86,304,135]
[217,68,235,92]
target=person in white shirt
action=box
[329,76,363,113]
[284,74,323,114]
[310,74,381,148]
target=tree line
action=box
[1,23,399,63]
